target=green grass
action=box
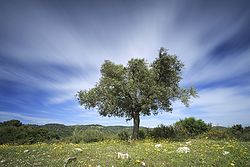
[0,139,249,167]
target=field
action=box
[0,139,249,167]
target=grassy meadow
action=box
[0,139,249,167]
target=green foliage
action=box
[0,125,18,144]
[200,125,250,141]
[138,129,146,140]
[229,124,250,141]
[2,120,22,127]
[77,47,197,139]
[148,118,211,140]
[202,129,231,140]
[240,126,250,141]
[118,131,130,140]
[42,123,73,138]
[1,119,250,145]
[230,124,243,136]
[174,117,211,137]
[239,131,250,141]
[150,124,176,139]
[70,128,105,143]
[0,121,59,144]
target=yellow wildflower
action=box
[135,160,141,163]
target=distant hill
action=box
[1,119,249,145]
[40,123,149,139]
[0,119,150,144]
[212,126,227,130]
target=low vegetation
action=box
[1,118,250,145]
[0,139,249,167]
[1,118,250,166]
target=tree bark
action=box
[132,112,140,139]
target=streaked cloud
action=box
[0,111,60,125]
[0,0,249,127]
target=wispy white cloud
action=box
[1,0,247,93]
[171,86,250,126]
[186,49,250,86]
[138,85,250,127]
[0,111,61,125]
[0,0,249,126]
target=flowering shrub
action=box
[202,129,230,140]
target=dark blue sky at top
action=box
[0,0,250,127]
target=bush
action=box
[174,117,211,137]
[173,125,188,140]
[239,132,250,141]
[118,131,129,140]
[230,124,243,136]
[2,120,22,127]
[150,124,176,139]
[70,129,105,143]
[229,125,250,141]
[82,129,105,143]
[0,124,60,144]
[0,126,18,144]
[138,129,146,140]
[240,126,250,141]
[202,129,230,140]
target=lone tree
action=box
[77,47,197,139]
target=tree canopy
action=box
[77,47,197,139]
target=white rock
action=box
[223,151,230,155]
[117,152,129,159]
[64,157,76,164]
[23,150,29,153]
[155,144,162,148]
[141,161,146,166]
[176,146,190,153]
[74,148,83,152]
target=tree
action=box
[77,47,197,139]
[231,124,243,136]
[174,117,210,137]
[2,120,22,127]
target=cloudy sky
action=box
[0,0,250,127]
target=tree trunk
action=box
[132,112,140,139]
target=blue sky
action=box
[0,0,250,127]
